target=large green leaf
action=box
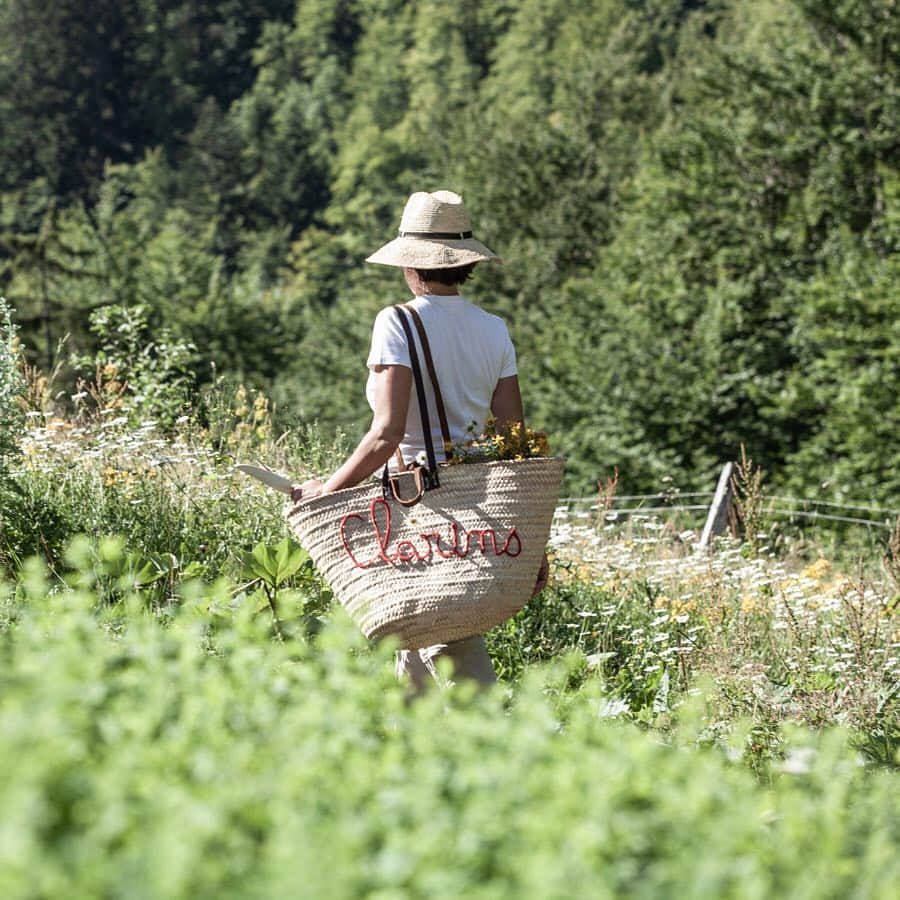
[272,538,310,586]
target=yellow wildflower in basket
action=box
[446,419,551,465]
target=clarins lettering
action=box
[340,498,522,569]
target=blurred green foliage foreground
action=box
[1,555,898,900]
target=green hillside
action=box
[1,0,898,499]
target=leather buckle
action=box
[388,467,425,507]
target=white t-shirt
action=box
[366,293,518,466]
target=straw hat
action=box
[366,190,500,268]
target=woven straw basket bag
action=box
[285,305,564,649]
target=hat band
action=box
[398,230,473,240]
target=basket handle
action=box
[379,448,426,507]
[386,463,426,507]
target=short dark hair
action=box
[414,263,477,286]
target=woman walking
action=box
[292,190,548,692]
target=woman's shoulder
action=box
[443,296,510,330]
[378,297,510,337]
[465,302,511,336]
[371,304,407,333]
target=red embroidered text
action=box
[340,498,522,569]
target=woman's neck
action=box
[420,283,460,296]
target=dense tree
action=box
[1,0,898,501]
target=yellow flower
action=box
[233,385,249,418]
[449,422,552,463]
[669,597,697,617]
[801,558,832,582]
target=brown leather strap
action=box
[388,306,441,495]
[402,304,454,460]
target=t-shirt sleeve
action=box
[367,307,411,369]
[499,322,518,378]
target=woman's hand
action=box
[290,478,324,503]
[531,552,550,598]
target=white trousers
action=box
[396,635,497,695]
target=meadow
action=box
[1,1,898,893]
[1,362,898,897]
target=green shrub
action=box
[71,303,197,430]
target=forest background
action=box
[1,0,898,502]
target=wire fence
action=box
[555,491,900,530]
[558,491,715,503]
[765,496,900,517]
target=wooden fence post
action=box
[699,462,734,549]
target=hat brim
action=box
[365,236,500,268]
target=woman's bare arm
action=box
[490,375,525,431]
[317,364,412,494]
